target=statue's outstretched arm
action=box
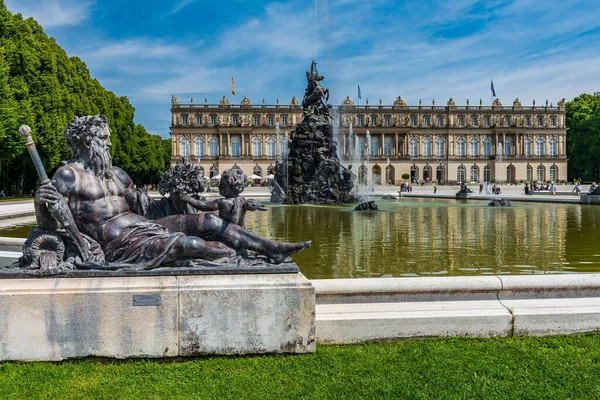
[179,193,219,211]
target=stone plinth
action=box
[0,273,315,361]
[581,194,600,204]
[455,192,468,200]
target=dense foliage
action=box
[0,1,171,194]
[566,93,600,182]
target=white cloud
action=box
[166,0,196,16]
[4,0,93,28]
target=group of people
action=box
[479,183,501,195]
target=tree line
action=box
[566,93,600,182]
[0,1,171,195]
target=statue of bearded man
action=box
[34,116,309,269]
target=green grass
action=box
[0,197,32,203]
[2,334,600,399]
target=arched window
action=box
[537,165,545,182]
[357,137,366,156]
[209,137,219,157]
[483,165,491,182]
[457,138,466,157]
[504,138,512,156]
[195,138,204,157]
[267,165,275,175]
[266,137,276,157]
[457,166,466,183]
[370,137,379,156]
[423,165,432,180]
[550,165,557,182]
[483,138,492,156]
[409,138,418,157]
[209,165,218,178]
[181,138,190,157]
[252,137,262,157]
[470,138,479,157]
[423,138,432,157]
[253,165,262,177]
[549,138,557,156]
[470,165,479,182]
[384,137,393,156]
[524,138,532,156]
[506,166,513,183]
[436,138,445,157]
[231,137,240,157]
[536,138,545,156]
[385,165,395,184]
[410,165,419,181]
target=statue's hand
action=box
[246,199,267,211]
[34,182,62,207]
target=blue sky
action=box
[5,0,600,138]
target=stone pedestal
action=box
[581,194,600,204]
[455,192,468,200]
[0,273,315,361]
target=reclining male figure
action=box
[35,116,310,268]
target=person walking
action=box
[479,183,483,194]
[572,182,582,196]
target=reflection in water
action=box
[245,199,600,279]
[1,199,599,279]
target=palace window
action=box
[182,115,188,125]
[485,116,491,127]
[505,116,511,126]
[537,165,545,182]
[423,138,432,157]
[210,166,218,178]
[470,166,479,183]
[551,116,557,127]
[409,138,418,157]
[195,138,204,157]
[538,116,544,126]
[437,115,444,126]
[484,166,491,182]
[458,116,465,127]
[282,115,288,125]
[457,166,466,183]
[253,165,262,177]
[232,115,239,126]
[470,138,479,157]
[524,138,532,156]
[483,138,492,156]
[550,165,557,182]
[358,115,364,127]
[525,116,531,127]
[252,137,262,157]
[536,138,545,156]
[231,137,240,157]
[424,116,431,127]
[181,138,190,157]
[549,138,557,156]
[505,138,512,156]
[280,138,288,156]
[385,115,391,126]
[384,137,393,156]
[209,137,219,157]
[210,115,217,125]
[371,116,377,126]
[358,137,366,156]
[267,137,276,157]
[254,115,261,126]
[267,115,274,126]
[196,115,202,125]
[471,116,478,126]
[457,138,466,157]
[436,138,444,157]
[370,137,379,156]
[411,116,417,126]
[527,166,532,182]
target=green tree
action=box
[566,93,600,181]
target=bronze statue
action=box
[32,116,310,270]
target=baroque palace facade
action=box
[170,95,567,185]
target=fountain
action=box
[273,61,355,204]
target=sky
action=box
[5,0,600,138]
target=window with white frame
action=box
[483,166,491,182]
[436,138,444,157]
[210,115,217,125]
[550,165,557,182]
[252,137,262,157]
[267,115,274,126]
[457,166,466,183]
[537,165,544,182]
[506,166,512,182]
[280,139,288,156]
[524,138,532,156]
[232,115,238,126]
[471,116,478,126]
[458,116,465,126]
[371,116,377,126]
[385,115,391,126]
[505,138,512,156]
[424,116,431,126]
[422,138,432,157]
[195,138,204,157]
[551,116,557,127]
[457,138,466,156]
[231,137,240,157]
[470,138,479,156]
[384,137,393,156]
[196,115,202,125]
[536,138,545,156]
[254,115,260,125]
[549,138,557,156]
[437,116,444,126]
[181,138,190,157]
[253,165,262,177]
[409,138,418,157]
[266,137,276,157]
[411,116,417,126]
[526,116,531,127]
[358,137,365,156]
[470,166,479,182]
[483,138,492,156]
[358,116,364,127]
[182,115,188,125]
[209,137,219,157]
[485,116,491,127]
[370,137,379,156]
[282,115,288,125]
[527,166,532,182]
[538,116,544,126]
[505,116,511,126]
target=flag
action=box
[230,77,236,96]
[490,79,496,97]
[358,83,362,100]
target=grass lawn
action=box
[1,334,600,399]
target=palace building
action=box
[169,94,567,185]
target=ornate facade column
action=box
[394,133,398,156]
[381,132,384,156]
[227,133,231,156]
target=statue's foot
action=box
[271,241,311,264]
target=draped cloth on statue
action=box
[103,222,184,269]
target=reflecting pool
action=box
[2,198,600,279]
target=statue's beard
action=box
[87,143,113,180]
